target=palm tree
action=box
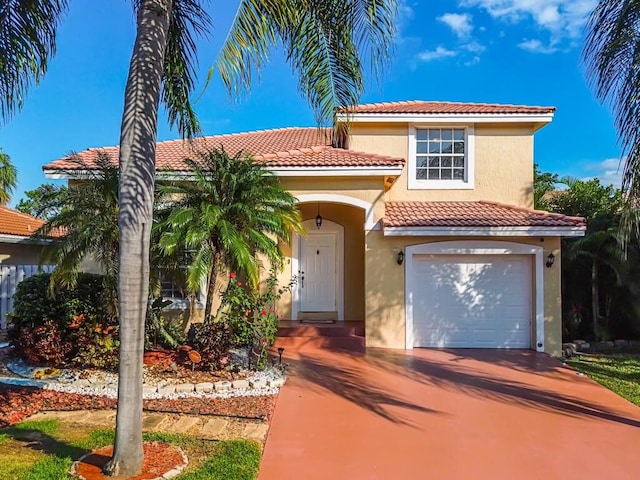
[156,148,302,320]
[35,153,119,308]
[1,1,397,475]
[583,1,640,235]
[0,148,17,204]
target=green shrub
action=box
[8,272,119,368]
[215,267,294,369]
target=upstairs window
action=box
[409,126,474,189]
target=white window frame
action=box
[408,124,475,190]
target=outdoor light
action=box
[546,252,555,268]
[397,250,405,265]
[278,347,285,364]
[315,203,323,229]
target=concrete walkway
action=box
[26,410,269,442]
[259,346,640,480]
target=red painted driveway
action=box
[259,346,640,480]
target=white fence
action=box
[0,265,55,330]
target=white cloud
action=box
[587,158,624,187]
[465,56,482,66]
[438,13,474,39]
[465,41,486,53]
[461,0,597,43]
[417,46,457,62]
[518,39,557,54]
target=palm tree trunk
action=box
[592,261,600,341]
[204,262,217,322]
[104,0,171,477]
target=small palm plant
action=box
[156,147,303,321]
[35,153,119,312]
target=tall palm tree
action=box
[156,148,302,320]
[0,148,17,204]
[1,1,397,475]
[583,0,640,234]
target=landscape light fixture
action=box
[546,253,555,268]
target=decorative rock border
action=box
[563,338,640,357]
[0,366,287,400]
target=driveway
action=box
[259,346,640,480]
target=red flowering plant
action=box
[216,266,296,368]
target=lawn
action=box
[568,353,640,406]
[0,419,261,480]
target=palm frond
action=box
[0,148,17,204]
[161,0,212,138]
[217,0,397,128]
[0,0,68,121]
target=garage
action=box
[408,253,533,349]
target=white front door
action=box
[300,233,337,312]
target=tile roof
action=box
[0,206,47,238]
[43,127,404,172]
[383,201,586,228]
[342,100,556,115]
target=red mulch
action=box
[0,384,277,428]
[73,442,186,480]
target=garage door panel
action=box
[410,254,532,349]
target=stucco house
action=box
[43,101,586,356]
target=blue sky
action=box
[0,0,621,206]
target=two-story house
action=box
[43,101,586,356]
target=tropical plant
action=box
[156,148,303,320]
[583,1,640,237]
[0,148,17,205]
[533,163,559,210]
[1,0,397,474]
[35,153,119,310]
[217,267,295,367]
[16,183,67,220]
[8,272,118,368]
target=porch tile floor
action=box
[259,346,640,480]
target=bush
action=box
[192,320,233,371]
[215,268,294,368]
[8,272,119,368]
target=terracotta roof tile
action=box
[383,201,586,228]
[342,100,556,115]
[43,127,404,171]
[0,206,47,238]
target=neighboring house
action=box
[0,206,54,329]
[43,101,586,356]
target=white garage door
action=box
[410,254,532,348]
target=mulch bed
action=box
[0,384,278,428]
[72,442,186,480]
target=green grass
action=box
[568,354,640,406]
[0,420,262,479]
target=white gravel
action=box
[41,367,285,399]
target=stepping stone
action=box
[169,416,201,434]
[243,423,269,441]
[200,418,227,439]
[142,414,170,431]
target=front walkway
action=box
[259,346,640,480]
